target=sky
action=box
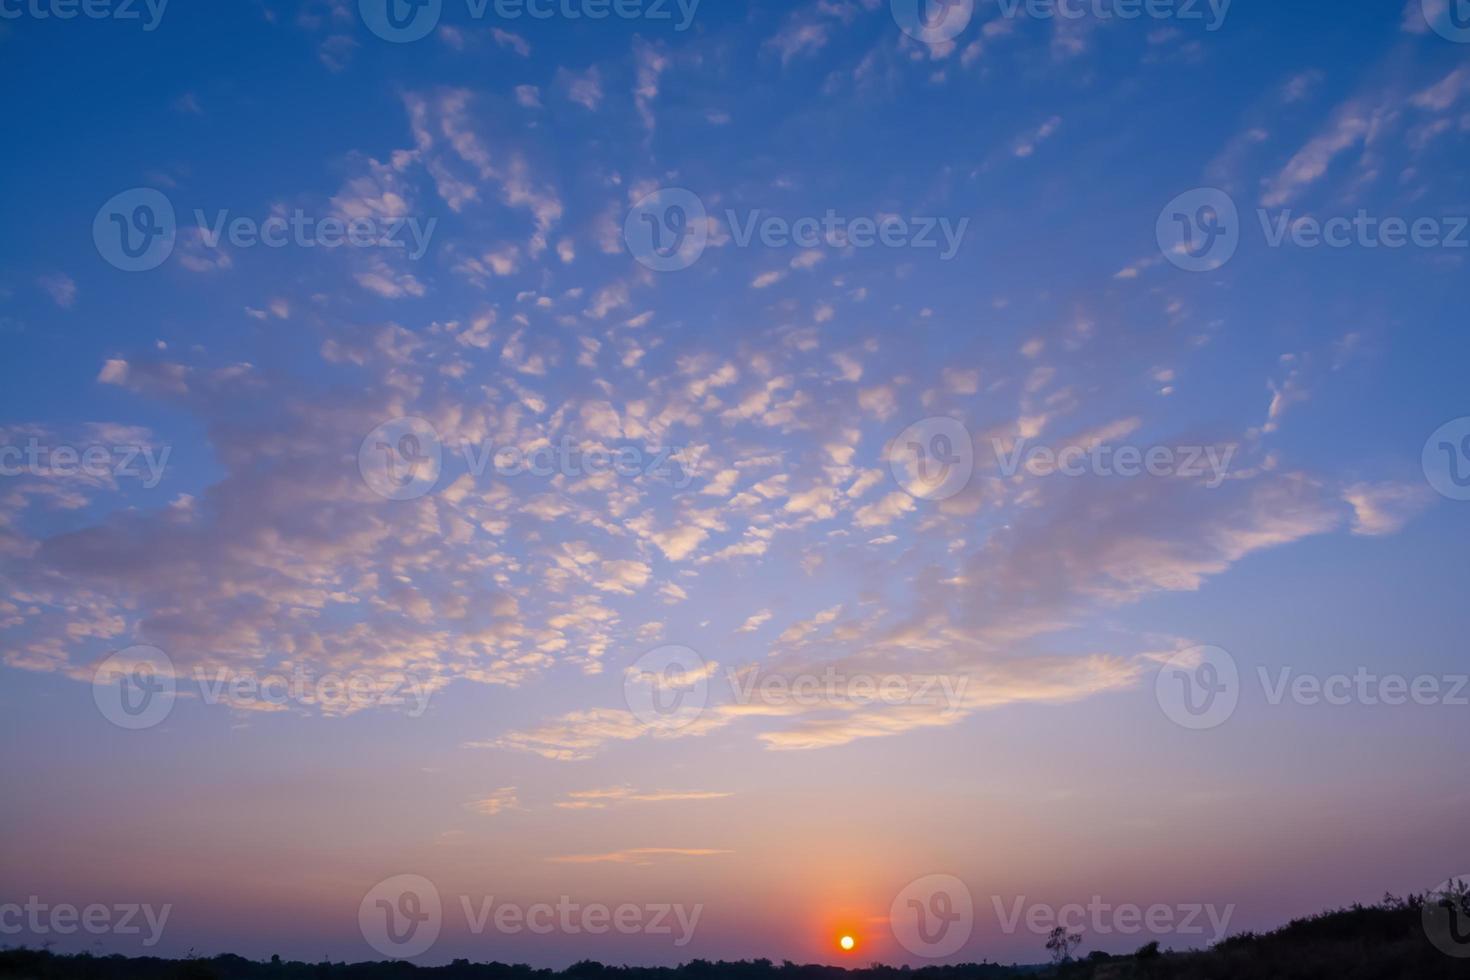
[2,0,1470,969]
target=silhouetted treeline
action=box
[2,892,1463,980]
[0,954,1031,980]
[1048,891,1468,979]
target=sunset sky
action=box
[2,0,1469,968]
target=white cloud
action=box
[38,273,76,309]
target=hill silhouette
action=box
[2,889,1465,980]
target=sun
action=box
[839,935,856,952]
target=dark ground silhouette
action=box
[2,891,1466,980]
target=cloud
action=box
[466,787,519,816]
[595,559,652,595]
[633,39,670,132]
[37,273,76,309]
[765,21,830,64]
[399,89,564,251]
[858,386,898,420]
[561,66,604,111]
[473,708,727,761]
[755,655,1140,751]
[492,28,530,57]
[355,256,426,299]
[1343,482,1431,537]
[1013,116,1062,158]
[735,610,773,633]
[852,491,915,528]
[548,848,732,865]
[554,787,733,810]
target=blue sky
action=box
[2,0,1470,968]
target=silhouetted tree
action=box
[1043,926,1081,964]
